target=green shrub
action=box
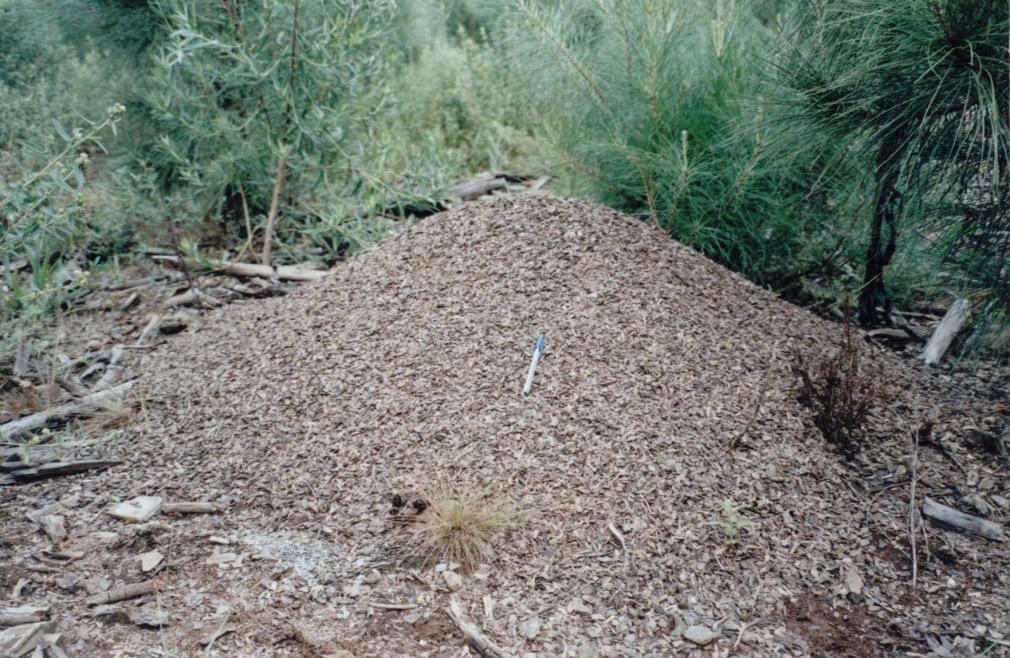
[777,0,1009,338]
[508,0,828,287]
[141,0,397,263]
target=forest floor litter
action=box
[2,196,1009,657]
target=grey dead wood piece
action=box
[0,380,136,442]
[45,641,71,658]
[920,298,970,365]
[92,346,125,390]
[161,502,219,515]
[163,288,222,309]
[922,497,1007,541]
[149,254,327,282]
[447,597,514,658]
[448,176,510,201]
[0,607,49,626]
[84,580,160,606]
[135,314,161,346]
[0,621,55,657]
[118,291,141,312]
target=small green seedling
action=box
[711,499,752,545]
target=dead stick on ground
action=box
[161,502,220,514]
[135,314,161,347]
[1,380,136,442]
[908,424,920,589]
[921,497,1007,542]
[447,596,513,658]
[85,579,160,605]
[730,341,780,449]
[366,601,417,610]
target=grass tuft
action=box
[394,480,508,573]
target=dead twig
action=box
[908,423,923,588]
[366,601,417,611]
[446,596,513,658]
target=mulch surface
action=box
[2,196,1009,657]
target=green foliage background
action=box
[1,0,1008,358]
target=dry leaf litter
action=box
[2,196,1009,658]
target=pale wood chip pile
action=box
[2,197,1008,657]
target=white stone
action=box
[108,496,163,523]
[683,625,719,645]
[139,549,164,572]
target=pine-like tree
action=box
[780,0,1009,327]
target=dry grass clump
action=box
[394,481,508,572]
[794,321,885,456]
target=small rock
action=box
[108,496,163,523]
[82,577,110,595]
[206,552,238,566]
[844,566,864,600]
[521,616,542,641]
[182,591,205,607]
[159,315,188,335]
[26,503,64,523]
[442,571,463,592]
[964,494,992,515]
[55,572,80,593]
[59,495,80,509]
[683,625,719,646]
[89,604,122,619]
[139,549,164,572]
[37,515,67,543]
[127,605,171,628]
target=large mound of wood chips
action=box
[8,197,1010,656]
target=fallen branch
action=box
[448,176,509,201]
[367,601,417,611]
[0,620,54,657]
[908,425,921,588]
[85,579,160,606]
[8,459,122,484]
[151,254,327,282]
[920,299,970,365]
[92,346,125,391]
[447,597,513,658]
[163,288,223,309]
[0,606,48,626]
[0,380,136,442]
[135,314,161,346]
[922,497,1007,542]
[161,502,220,515]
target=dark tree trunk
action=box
[859,134,902,325]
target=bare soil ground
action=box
[2,196,1009,658]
